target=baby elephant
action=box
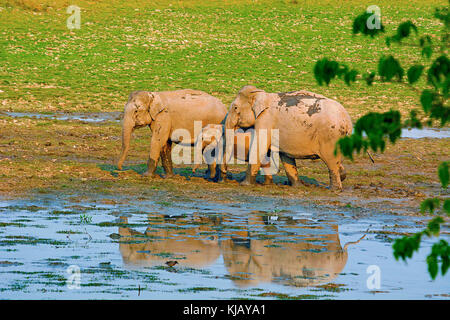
[194,124,273,184]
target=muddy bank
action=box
[0,114,448,217]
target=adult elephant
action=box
[117,89,227,178]
[225,86,353,190]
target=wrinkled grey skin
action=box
[118,89,227,178]
[225,85,353,190]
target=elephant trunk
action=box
[118,106,135,170]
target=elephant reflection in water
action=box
[219,215,351,287]
[118,214,221,268]
[117,213,356,287]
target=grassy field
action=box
[0,0,448,215]
[0,0,447,119]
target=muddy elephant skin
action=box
[225,86,352,190]
[118,89,227,178]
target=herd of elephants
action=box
[117,85,353,190]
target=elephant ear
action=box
[148,92,166,120]
[251,91,268,119]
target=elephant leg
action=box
[144,156,159,178]
[213,163,227,182]
[319,149,343,191]
[280,153,302,187]
[240,127,270,186]
[143,121,170,179]
[207,148,218,180]
[209,162,217,179]
[262,174,273,185]
[240,163,255,185]
[205,162,216,180]
[192,163,200,174]
[240,163,260,185]
[260,163,273,185]
[339,164,346,182]
[160,141,174,178]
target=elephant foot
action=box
[288,179,305,187]
[142,170,161,179]
[163,173,174,179]
[240,175,256,186]
[339,166,346,182]
[164,167,174,177]
[210,172,226,183]
[204,171,215,180]
[262,176,273,185]
[216,175,228,183]
[329,184,343,192]
[144,159,160,178]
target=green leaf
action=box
[428,240,450,279]
[352,11,385,37]
[314,58,339,86]
[422,46,433,59]
[378,55,404,81]
[427,254,438,279]
[443,199,450,215]
[407,65,424,84]
[344,69,359,85]
[427,216,444,235]
[385,21,418,46]
[420,90,435,113]
[438,161,449,188]
[396,21,418,39]
[403,110,423,129]
[420,198,440,214]
[427,55,450,90]
[314,59,359,86]
[364,72,376,86]
[419,36,433,58]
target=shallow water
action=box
[401,127,450,139]
[0,195,448,299]
[1,112,450,139]
[0,111,122,123]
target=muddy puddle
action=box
[0,195,448,299]
[2,111,450,139]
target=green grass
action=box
[0,0,446,120]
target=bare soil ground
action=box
[1,115,448,216]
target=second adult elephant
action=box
[118,89,227,178]
[225,86,353,190]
